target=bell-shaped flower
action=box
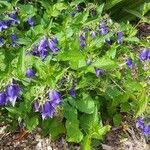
[38,37,47,51]
[69,87,76,98]
[41,101,55,120]
[48,90,61,107]
[95,68,104,77]
[139,49,148,61]
[0,92,7,106]
[126,58,133,69]
[80,34,86,47]
[26,68,36,78]
[6,84,21,107]
[117,32,123,44]
[27,17,34,26]
[143,125,150,135]
[33,101,41,112]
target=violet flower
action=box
[48,38,59,53]
[126,58,133,69]
[69,87,76,98]
[0,21,8,32]
[38,37,47,51]
[117,32,123,44]
[99,22,109,35]
[90,31,96,38]
[41,101,55,120]
[95,68,104,77]
[6,84,21,107]
[10,34,18,47]
[48,90,61,107]
[143,125,150,135]
[136,117,144,130]
[80,34,86,47]
[0,92,7,106]
[8,13,19,24]
[26,68,36,78]
[0,36,4,46]
[27,17,34,26]
[139,49,148,61]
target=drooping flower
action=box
[31,46,39,56]
[47,38,59,53]
[41,101,55,120]
[143,125,150,135]
[39,49,48,59]
[26,68,36,78]
[48,90,61,107]
[90,31,96,38]
[95,68,104,77]
[139,49,148,61]
[33,101,41,112]
[38,37,47,51]
[80,34,86,47]
[6,84,21,107]
[117,32,123,44]
[99,21,109,35]
[10,34,18,46]
[147,50,150,60]
[69,87,76,98]
[0,92,7,106]
[8,13,20,24]
[27,17,34,26]
[126,58,133,69]
[0,21,8,32]
[136,117,144,130]
[0,36,4,46]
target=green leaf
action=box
[92,57,118,70]
[76,97,95,114]
[135,92,148,117]
[26,116,39,132]
[17,48,25,77]
[97,3,105,16]
[91,125,111,139]
[113,114,122,126]
[66,120,83,143]
[42,118,65,140]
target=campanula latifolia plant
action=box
[0,0,149,149]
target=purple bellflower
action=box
[99,22,109,35]
[117,32,123,44]
[0,21,8,32]
[126,58,133,69]
[139,49,148,61]
[48,90,61,107]
[10,34,18,47]
[136,117,145,130]
[69,87,76,98]
[38,37,47,51]
[41,101,55,120]
[8,13,20,24]
[90,31,96,38]
[27,17,34,26]
[0,36,4,46]
[6,84,21,107]
[48,38,59,53]
[80,34,86,47]
[143,125,150,135]
[26,68,36,78]
[0,92,7,106]
[95,68,104,77]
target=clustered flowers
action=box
[136,117,150,135]
[32,37,59,60]
[0,12,19,32]
[33,90,62,120]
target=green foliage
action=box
[0,0,149,149]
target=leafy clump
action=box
[0,0,149,149]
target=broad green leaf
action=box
[92,57,118,70]
[66,120,83,143]
[76,97,95,114]
[97,3,105,16]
